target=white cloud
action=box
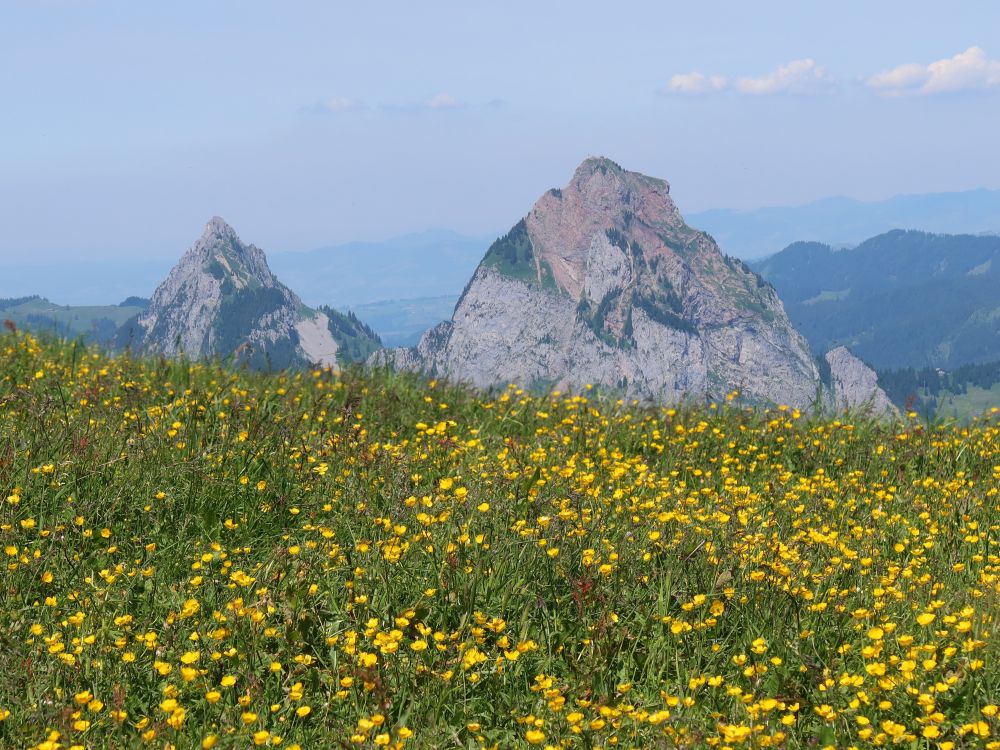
[665,71,728,95]
[734,59,835,95]
[306,92,473,115]
[662,59,835,96]
[422,92,464,110]
[311,97,364,114]
[865,63,929,94]
[866,46,1000,96]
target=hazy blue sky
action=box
[3,0,1000,262]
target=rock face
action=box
[377,157,827,406]
[120,217,381,370]
[824,347,898,416]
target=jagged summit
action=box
[203,215,233,235]
[523,157,685,300]
[189,216,246,255]
[572,156,670,192]
[196,217,244,254]
[377,158,893,412]
[118,218,380,370]
[175,217,275,291]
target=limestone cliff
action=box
[119,218,380,369]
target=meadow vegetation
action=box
[1,329,999,749]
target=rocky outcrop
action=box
[295,311,340,366]
[120,218,380,370]
[824,346,898,416]
[377,157,829,407]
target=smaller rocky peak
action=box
[202,215,237,240]
[825,346,898,417]
[129,218,382,370]
[187,216,242,260]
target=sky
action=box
[3,0,1000,263]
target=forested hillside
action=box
[753,230,1000,369]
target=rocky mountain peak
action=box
[824,347,898,416]
[202,215,237,240]
[122,219,380,369]
[191,216,244,257]
[512,159,688,302]
[378,158,834,408]
[568,157,677,223]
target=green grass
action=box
[1,331,999,749]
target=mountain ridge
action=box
[688,187,1000,259]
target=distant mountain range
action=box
[688,188,1000,259]
[0,229,489,308]
[0,229,486,346]
[347,295,459,348]
[7,187,1000,309]
[4,186,999,308]
[753,229,1000,370]
[268,229,489,307]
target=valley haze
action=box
[4,185,999,305]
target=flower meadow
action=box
[1,330,999,750]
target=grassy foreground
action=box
[1,330,999,749]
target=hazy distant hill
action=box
[0,230,488,309]
[268,229,489,307]
[753,229,1000,370]
[689,188,1000,259]
[0,260,173,307]
[346,295,459,348]
[0,295,147,344]
[0,230,485,348]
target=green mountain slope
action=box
[318,306,383,365]
[753,230,1000,369]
